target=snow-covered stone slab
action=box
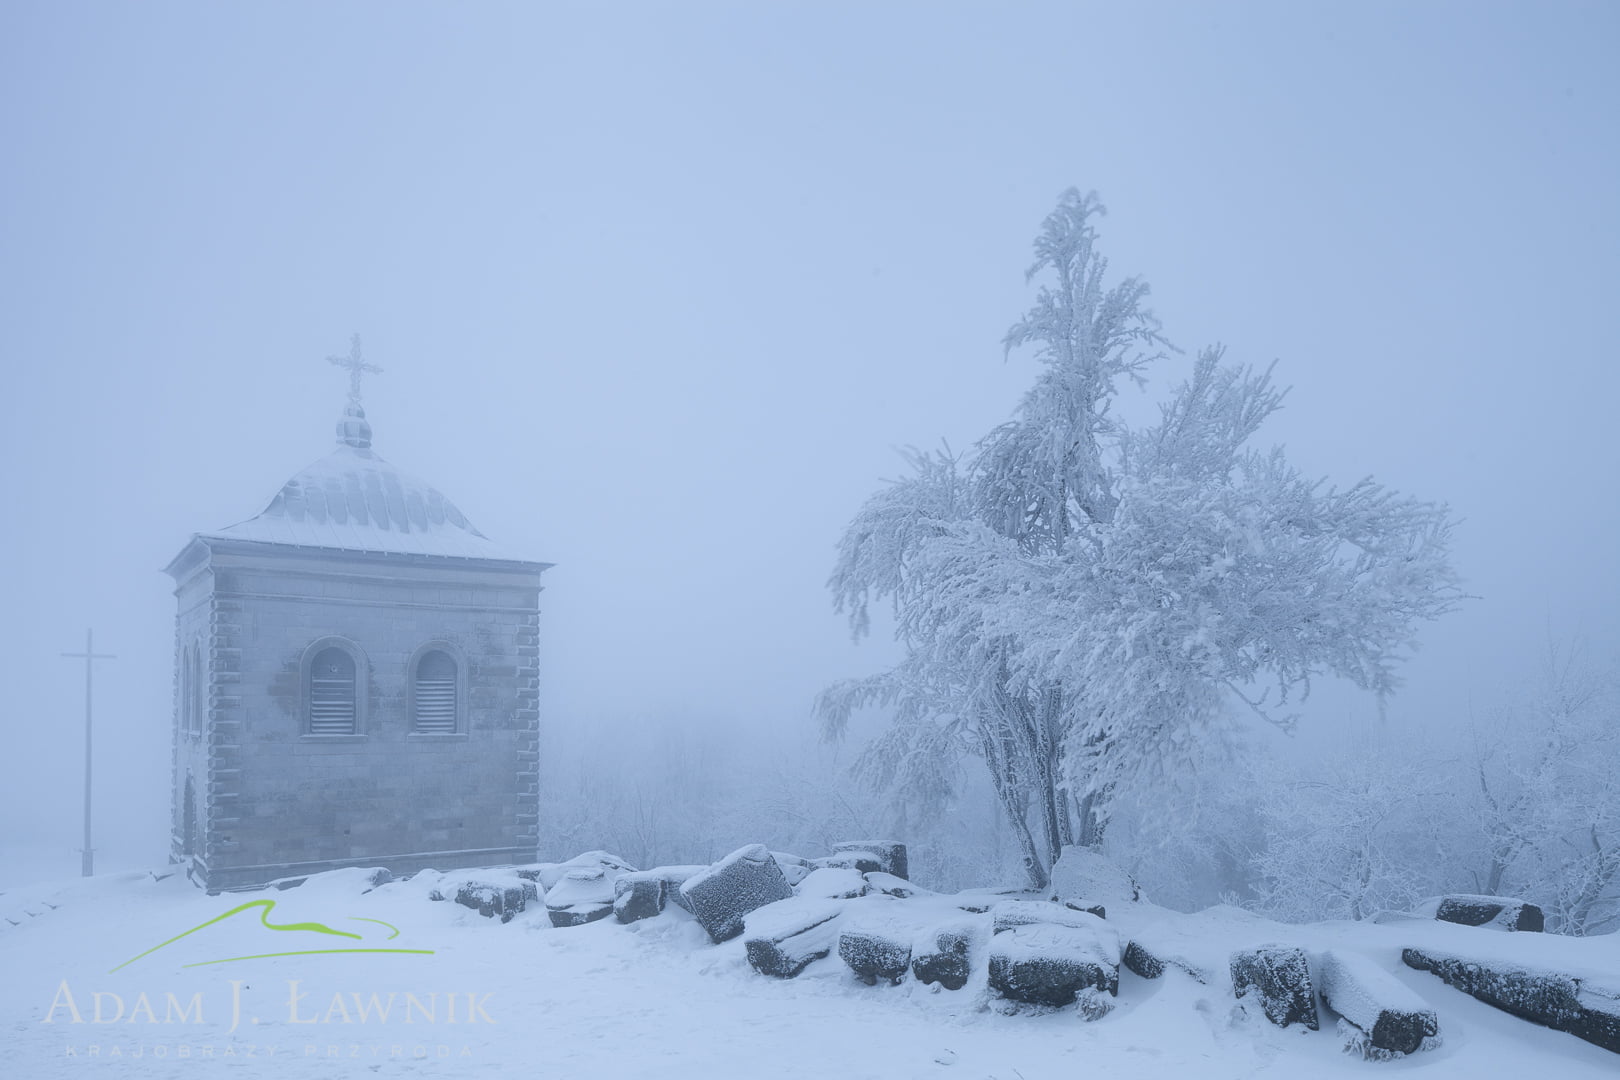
[988,921,1120,1008]
[812,852,883,874]
[953,886,1036,913]
[546,868,616,928]
[534,851,636,892]
[442,880,537,923]
[771,852,813,887]
[1403,946,1620,1054]
[1122,938,1209,984]
[797,867,868,899]
[912,915,985,990]
[680,843,795,944]
[1318,949,1438,1057]
[864,872,934,899]
[832,840,908,880]
[991,899,1107,935]
[840,925,912,985]
[1431,894,1544,933]
[613,875,666,924]
[1230,944,1319,1030]
[1049,846,1139,908]
[743,897,845,978]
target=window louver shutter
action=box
[415,651,457,733]
[310,649,356,735]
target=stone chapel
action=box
[164,340,550,890]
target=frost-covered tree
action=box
[821,189,1464,889]
[1248,750,1452,922]
[1466,641,1620,934]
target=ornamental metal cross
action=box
[328,333,382,405]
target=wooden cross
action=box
[62,629,115,877]
[328,333,383,405]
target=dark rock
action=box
[548,904,612,928]
[743,898,844,978]
[1123,940,1166,979]
[680,844,794,944]
[1434,895,1544,932]
[832,841,909,880]
[1318,949,1438,1056]
[454,880,536,923]
[912,918,980,990]
[988,923,1119,1008]
[1230,945,1319,1030]
[613,875,667,924]
[1403,947,1619,1054]
[1122,938,1209,983]
[772,853,812,887]
[642,866,705,913]
[839,928,912,985]
[1076,985,1115,1021]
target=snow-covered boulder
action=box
[440,880,537,923]
[609,865,704,921]
[1049,846,1139,909]
[811,852,883,874]
[988,921,1120,1009]
[953,886,1032,913]
[533,851,636,892]
[1431,894,1544,932]
[771,852,813,887]
[545,868,616,927]
[1231,945,1319,1030]
[911,915,983,990]
[1317,949,1439,1058]
[1403,946,1620,1054]
[1121,937,1209,984]
[613,876,666,924]
[680,844,794,944]
[991,899,1107,935]
[832,841,908,880]
[743,897,844,978]
[840,925,913,985]
[863,872,933,899]
[796,867,868,900]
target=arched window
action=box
[413,649,458,733]
[309,647,357,735]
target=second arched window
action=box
[413,650,458,733]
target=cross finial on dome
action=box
[328,333,382,406]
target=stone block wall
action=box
[168,538,544,891]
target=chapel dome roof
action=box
[200,404,522,561]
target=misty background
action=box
[3,3,1616,903]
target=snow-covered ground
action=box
[2,867,1615,1079]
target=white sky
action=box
[3,1,1617,879]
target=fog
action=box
[2,3,1616,895]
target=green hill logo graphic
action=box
[110,899,435,973]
